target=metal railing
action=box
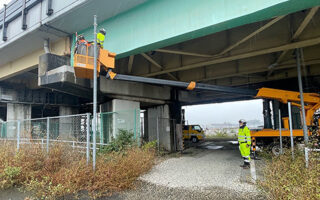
[304,147,320,168]
[0,109,141,166]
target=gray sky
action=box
[0,0,11,9]
[183,99,263,126]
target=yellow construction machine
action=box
[251,88,320,154]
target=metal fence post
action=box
[173,119,176,152]
[157,117,160,152]
[0,122,2,138]
[86,113,90,165]
[304,147,309,168]
[278,109,283,154]
[99,114,103,145]
[296,48,309,145]
[17,120,21,150]
[46,117,50,153]
[134,109,137,140]
[288,102,294,159]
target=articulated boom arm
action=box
[256,88,320,104]
[256,88,320,126]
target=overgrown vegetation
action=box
[99,129,135,153]
[258,149,320,200]
[0,131,156,199]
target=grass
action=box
[0,140,155,199]
[258,149,320,200]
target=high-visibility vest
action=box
[97,32,105,48]
[79,39,87,45]
[238,126,251,145]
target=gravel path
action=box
[109,181,265,200]
[117,140,264,200]
[141,141,257,192]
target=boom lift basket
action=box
[73,44,116,79]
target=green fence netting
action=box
[98,109,140,144]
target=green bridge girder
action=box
[72,0,320,60]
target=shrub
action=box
[0,140,155,199]
[0,166,21,189]
[142,140,157,151]
[258,149,320,200]
[100,129,135,153]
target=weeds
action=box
[0,139,155,199]
[99,129,135,153]
[258,149,320,200]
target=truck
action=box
[182,124,205,143]
[251,87,320,155]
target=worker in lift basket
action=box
[238,119,251,169]
[97,28,106,48]
[74,35,88,55]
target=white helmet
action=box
[239,119,246,124]
[99,28,106,35]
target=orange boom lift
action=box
[251,87,320,153]
[73,44,116,79]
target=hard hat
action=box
[78,35,85,40]
[239,119,246,124]
[99,28,106,35]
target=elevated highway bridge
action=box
[0,0,320,150]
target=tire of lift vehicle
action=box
[269,142,285,156]
[191,136,199,143]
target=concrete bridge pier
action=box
[58,106,79,140]
[6,103,31,138]
[146,103,181,152]
[100,99,140,142]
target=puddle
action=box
[204,145,224,150]
[199,142,213,146]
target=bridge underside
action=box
[2,7,320,107]
[110,7,320,104]
[1,4,320,151]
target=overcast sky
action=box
[0,0,11,9]
[183,99,263,126]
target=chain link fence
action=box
[0,109,140,162]
[98,109,140,144]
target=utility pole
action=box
[296,48,309,145]
[93,15,98,171]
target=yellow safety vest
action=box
[97,32,105,48]
[238,126,251,145]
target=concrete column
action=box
[147,104,172,151]
[58,106,79,140]
[100,99,140,142]
[6,103,31,138]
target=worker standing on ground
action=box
[238,119,251,169]
[97,28,106,48]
